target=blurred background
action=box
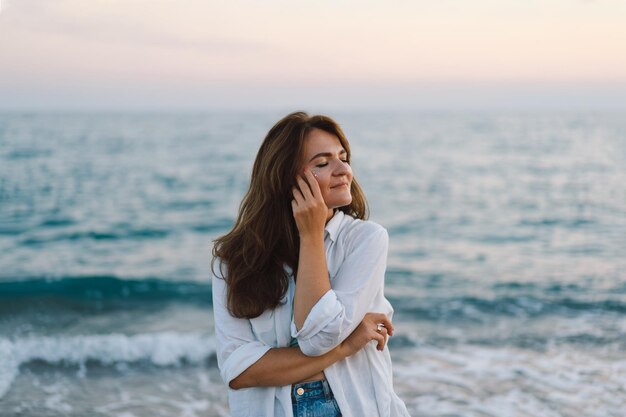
[1,1,625,416]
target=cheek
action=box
[313,175,332,201]
[315,174,330,193]
[311,170,329,187]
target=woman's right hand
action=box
[340,312,394,357]
[291,170,329,240]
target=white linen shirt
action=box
[212,211,410,417]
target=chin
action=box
[327,196,352,209]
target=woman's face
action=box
[301,128,353,210]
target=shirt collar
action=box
[324,210,345,243]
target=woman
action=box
[212,112,410,417]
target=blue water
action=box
[1,112,625,417]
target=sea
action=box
[0,111,625,417]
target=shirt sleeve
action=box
[211,260,272,386]
[291,223,389,356]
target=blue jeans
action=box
[291,379,342,417]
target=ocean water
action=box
[0,111,625,417]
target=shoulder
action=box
[211,257,226,279]
[211,257,228,297]
[339,214,388,238]
[337,215,388,253]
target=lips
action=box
[331,183,350,189]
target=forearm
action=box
[293,235,331,330]
[229,345,344,390]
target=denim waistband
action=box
[291,379,334,401]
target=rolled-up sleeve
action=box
[291,224,389,356]
[212,261,271,386]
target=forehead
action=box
[304,128,345,156]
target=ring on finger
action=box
[376,323,385,333]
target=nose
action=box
[332,159,351,176]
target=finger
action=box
[368,313,394,337]
[376,325,389,340]
[381,317,394,337]
[375,314,394,337]
[376,325,388,336]
[381,328,388,348]
[292,187,305,205]
[372,332,385,351]
[368,313,393,329]
[303,170,322,200]
[296,176,314,201]
[366,312,386,322]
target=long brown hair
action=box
[212,111,368,318]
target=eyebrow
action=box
[308,149,347,162]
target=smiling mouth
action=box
[331,183,349,189]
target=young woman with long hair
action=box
[212,112,410,417]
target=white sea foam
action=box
[0,332,216,400]
[0,338,19,399]
[393,344,626,417]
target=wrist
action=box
[336,342,352,360]
[299,232,325,245]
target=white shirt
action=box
[212,211,410,417]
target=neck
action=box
[325,208,335,223]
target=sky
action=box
[1,0,625,111]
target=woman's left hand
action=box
[340,312,394,356]
[291,170,328,240]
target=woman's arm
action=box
[212,264,374,389]
[229,345,341,389]
[291,171,394,356]
[291,170,332,330]
[229,312,391,390]
[213,258,391,390]
[293,225,392,356]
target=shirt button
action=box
[296,388,305,395]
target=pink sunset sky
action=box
[1,0,625,110]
